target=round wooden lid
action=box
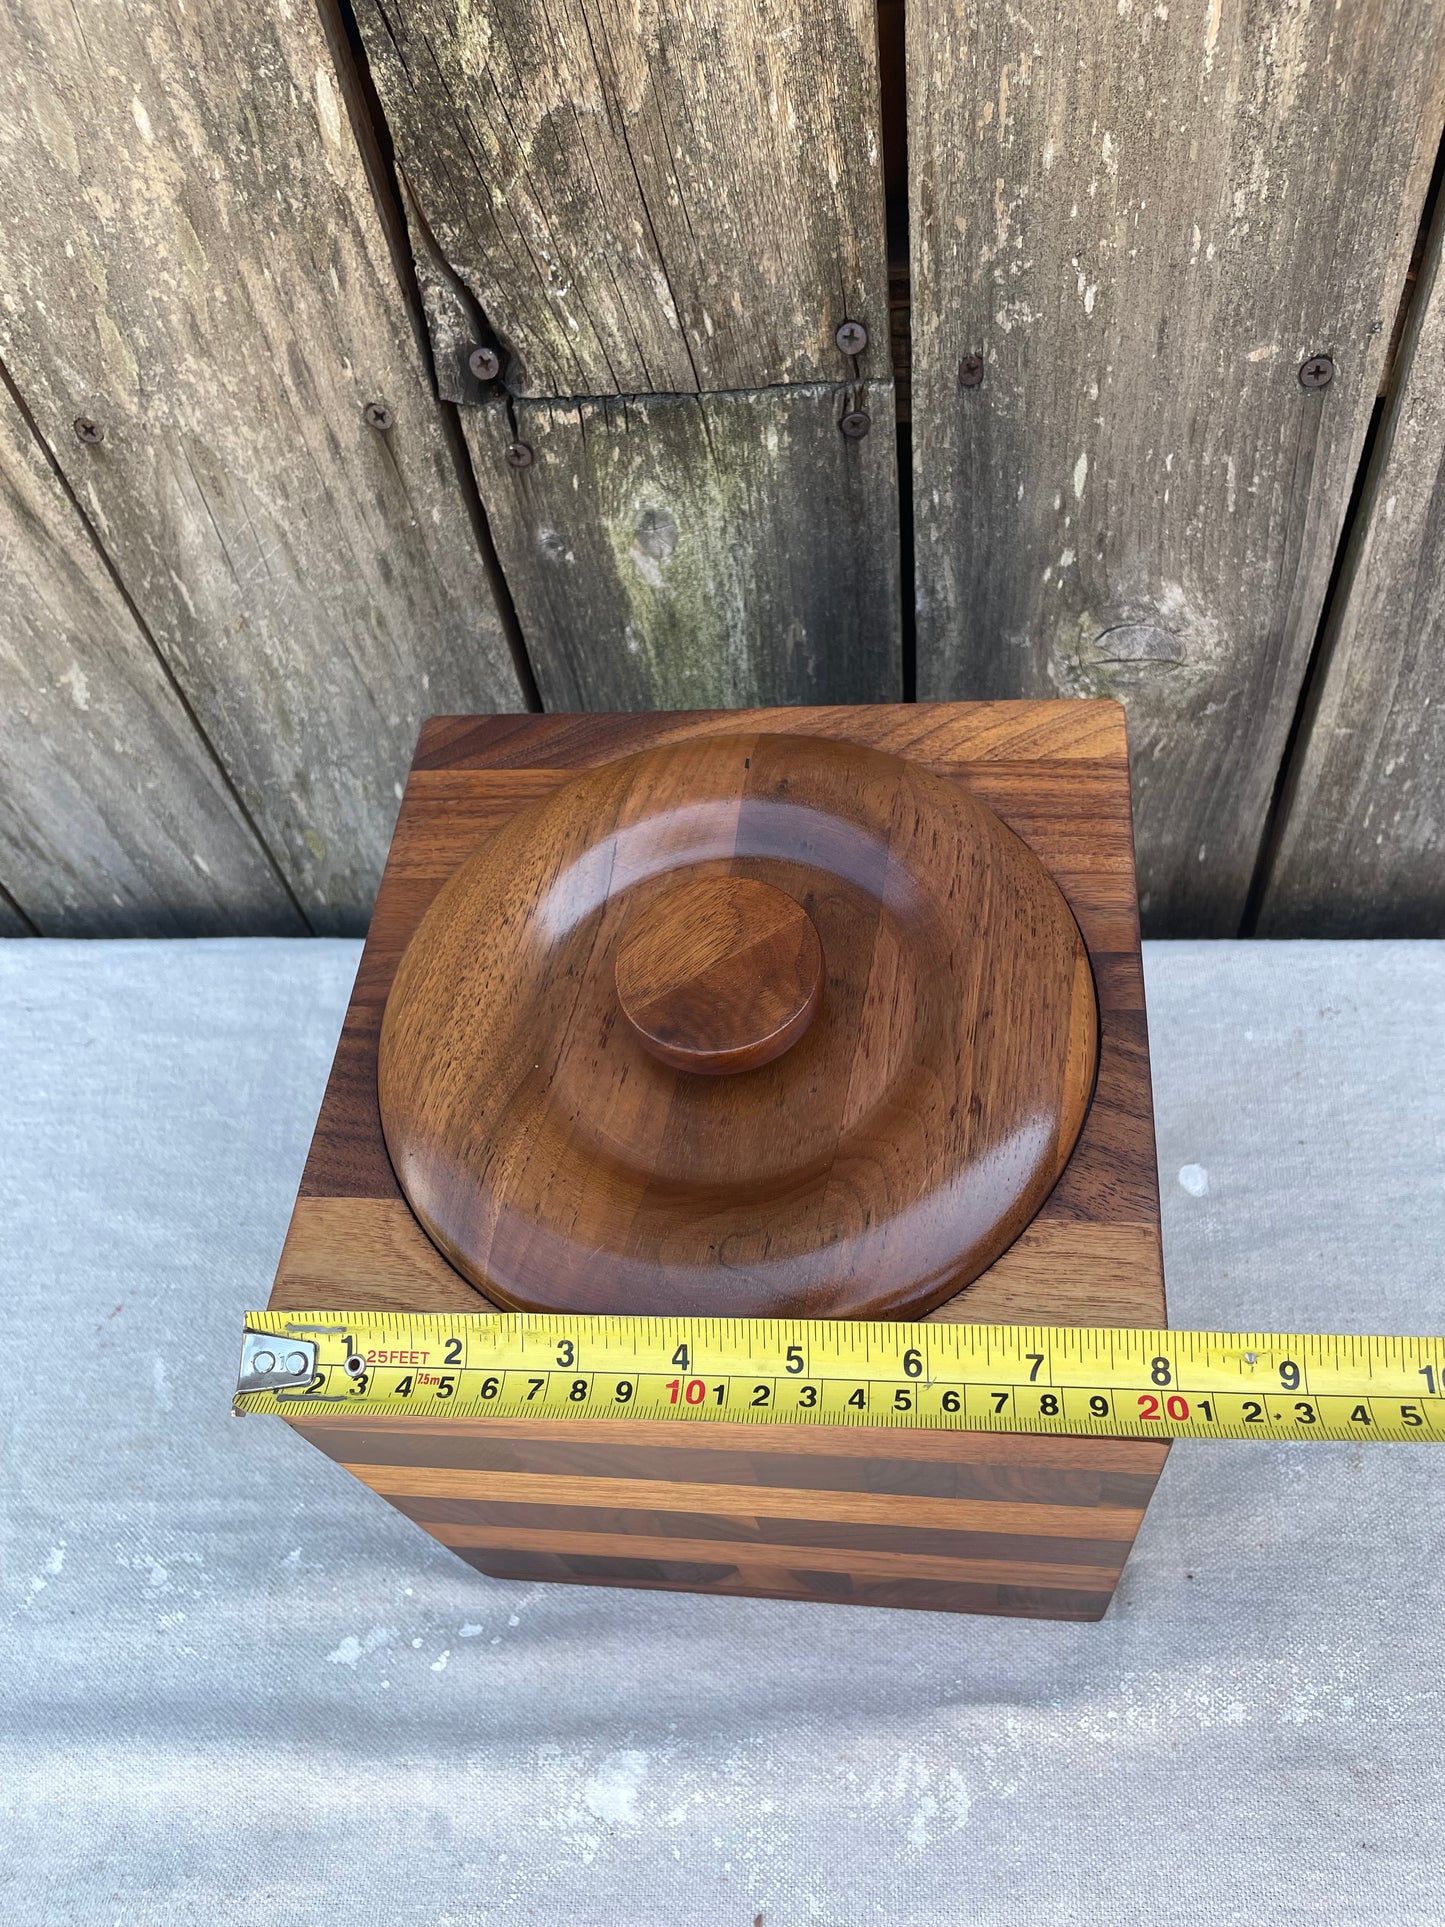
[378,733,1097,1321]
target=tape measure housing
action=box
[237,1312,1445,1443]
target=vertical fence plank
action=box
[356,0,892,399]
[1259,201,1445,936]
[0,894,35,938]
[909,0,1445,933]
[466,385,900,710]
[355,0,901,707]
[0,0,526,934]
[0,379,303,935]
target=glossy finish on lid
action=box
[377,732,1098,1320]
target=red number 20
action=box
[1138,1393,1190,1421]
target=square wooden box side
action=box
[273,702,1168,1620]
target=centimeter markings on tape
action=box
[235,1311,1445,1442]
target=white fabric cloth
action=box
[2,938,1443,1926]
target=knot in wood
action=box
[614,875,823,1075]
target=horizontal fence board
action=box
[357,0,891,398]
[0,0,525,934]
[908,0,1445,934]
[464,385,902,709]
[1260,201,1445,936]
[0,380,301,936]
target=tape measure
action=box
[237,1311,1445,1442]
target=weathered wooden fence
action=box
[1,0,1442,937]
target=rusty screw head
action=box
[73,415,104,445]
[1298,355,1335,391]
[839,410,871,440]
[505,440,534,470]
[958,355,985,389]
[363,401,394,432]
[835,319,869,356]
[468,345,501,382]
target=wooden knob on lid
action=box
[614,875,824,1075]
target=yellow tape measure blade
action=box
[234,1313,1445,1443]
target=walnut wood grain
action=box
[292,1409,1166,1624]
[469,1549,1116,1620]
[415,1526,1128,1595]
[272,700,1167,1620]
[340,1462,1145,1540]
[614,875,824,1074]
[282,703,1159,1329]
[295,1409,1170,1475]
[377,732,1098,1320]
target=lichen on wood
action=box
[465,384,901,710]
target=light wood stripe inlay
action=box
[416,1518,1123,1591]
[343,1463,1146,1539]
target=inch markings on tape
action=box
[235,1312,1445,1443]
